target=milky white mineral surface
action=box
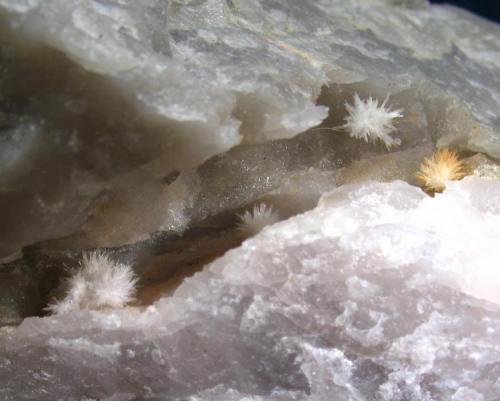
[1,177,499,400]
[1,0,500,399]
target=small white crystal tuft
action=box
[47,251,138,314]
[342,94,403,149]
[237,203,281,237]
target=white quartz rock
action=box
[1,177,500,400]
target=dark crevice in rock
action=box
[0,78,437,323]
[1,68,483,325]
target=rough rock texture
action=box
[1,0,500,399]
[1,0,500,257]
[1,178,500,400]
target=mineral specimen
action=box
[1,0,500,400]
[1,178,500,400]
[1,0,499,256]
